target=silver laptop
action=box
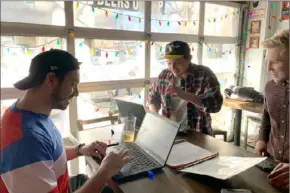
[115,99,146,129]
[111,111,180,183]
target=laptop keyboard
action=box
[115,143,160,173]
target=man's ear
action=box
[188,55,192,61]
[45,72,58,89]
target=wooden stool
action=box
[212,129,227,142]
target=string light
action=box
[105,52,108,58]
[42,47,45,52]
[138,18,141,23]
[115,14,119,20]
[167,21,170,26]
[184,21,187,27]
[105,11,108,17]
[56,39,60,45]
[159,20,162,26]
[76,2,79,9]
[90,48,95,55]
[26,49,31,56]
[128,16,132,22]
[91,7,95,13]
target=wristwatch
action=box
[76,143,85,156]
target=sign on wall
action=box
[93,1,165,12]
[281,1,289,20]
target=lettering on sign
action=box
[93,1,165,11]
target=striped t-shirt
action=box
[0,103,68,193]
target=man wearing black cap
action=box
[147,41,223,135]
[1,49,130,193]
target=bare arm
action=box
[65,146,79,161]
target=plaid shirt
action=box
[148,63,223,135]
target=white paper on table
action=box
[167,142,217,167]
[180,156,266,180]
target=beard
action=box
[51,86,72,110]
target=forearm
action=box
[258,109,271,142]
[65,146,80,161]
[74,169,108,193]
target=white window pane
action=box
[74,1,144,31]
[1,1,65,26]
[1,99,69,138]
[77,88,144,129]
[151,1,200,34]
[204,3,239,37]
[75,39,145,82]
[150,42,198,78]
[1,36,67,88]
[202,44,237,91]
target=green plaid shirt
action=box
[148,63,223,135]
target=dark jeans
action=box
[69,174,113,193]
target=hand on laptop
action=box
[99,148,131,179]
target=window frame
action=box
[1,1,243,133]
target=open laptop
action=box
[110,111,180,183]
[115,99,146,129]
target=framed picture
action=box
[281,1,290,20]
[249,36,260,49]
[250,20,261,34]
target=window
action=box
[204,3,239,37]
[74,1,145,31]
[1,1,65,26]
[1,99,69,137]
[150,42,198,77]
[77,87,144,128]
[1,36,67,88]
[202,44,237,92]
[202,44,237,73]
[75,39,145,82]
[151,1,200,34]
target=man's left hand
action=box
[79,141,107,160]
[165,82,186,99]
[268,163,289,189]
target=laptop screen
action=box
[135,112,180,166]
[115,99,146,129]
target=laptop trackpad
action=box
[120,163,133,176]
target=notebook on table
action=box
[166,140,219,170]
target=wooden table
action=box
[223,98,264,146]
[69,125,284,193]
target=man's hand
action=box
[268,163,289,189]
[99,149,131,179]
[255,140,267,156]
[148,104,160,113]
[165,81,185,98]
[79,141,107,160]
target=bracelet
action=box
[76,143,85,156]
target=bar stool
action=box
[244,115,262,150]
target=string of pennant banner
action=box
[76,1,240,26]
[1,38,245,57]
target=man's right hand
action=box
[255,140,267,156]
[148,104,160,113]
[98,148,131,179]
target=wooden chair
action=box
[212,128,227,142]
[77,110,120,131]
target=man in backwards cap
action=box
[1,49,129,193]
[147,41,223,135]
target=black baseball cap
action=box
[14,49,81,90]
[161,41,191,60]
